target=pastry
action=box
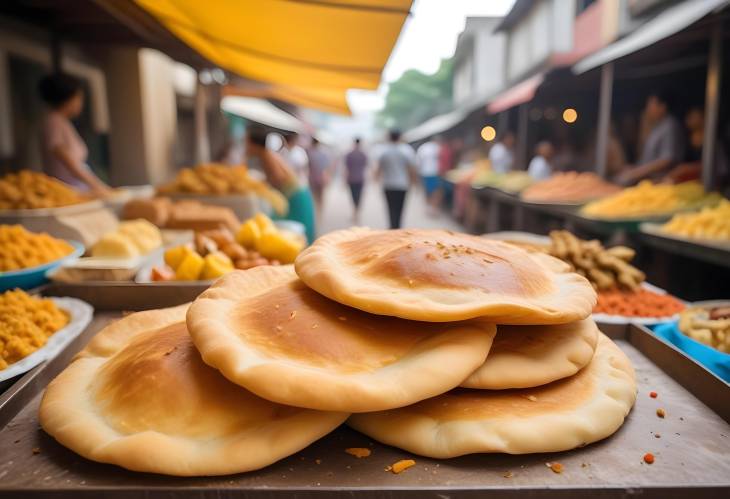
[295,228,595,324]
[186,265,496,412]
[348,334,636,458]
[461,318,599,389]
[39,305,347,476]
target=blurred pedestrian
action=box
[615,90,685,185]
[376,130,417,229]
[416,136,441,214]
[281,133,309,186]
[528,141,554,180]
[344,137,368,223]
[488,130,515,173]
[38,73,110,195]
[306,137,331,221]
[246,126,316,243]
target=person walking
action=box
[306,138,331,220]
[416,136,441,214]
[375,130,417,229]
[343,137,368,223]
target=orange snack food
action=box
[521,172,621,204]
[594,288,684,318]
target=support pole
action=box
[517,103,528,169]
[702,20,722,190]
[596,62,614,178]
[194,77,210,164]
[497,110,509,136]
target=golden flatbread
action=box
[461,318,599,389]
[39,306,347,476]
[186,265,496,412]
[348,334,636,457]
[295,228,595,323]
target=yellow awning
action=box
[223,83,351,115]
[136,0,411,91]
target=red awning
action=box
[487,73,544,114]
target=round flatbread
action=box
[348,334,636,458]
[461,318,599,389]
[295,228,595,323]
[186,265,496,413]
[39,306,347,476]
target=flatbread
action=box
[348,334,636,458]
[295,228,595,323]
[186,265,496,412]
[461,318,599,389]
[39,306,347,476]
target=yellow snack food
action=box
[91,233,141,259]
[582,181,713,219]
[156,163,288,215]
[0,225,74,272]
[253,213,276,233]
[236,219,262,249]
[164,246,194,271]
[200,252,234,280]
[175,252,205,281]
[117,220,163,253]
[255,230,304,264]
[661,199,730,240]
[0,170,86,209]
[0,289,69,370]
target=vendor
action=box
[664,107,729,187]
[614,91,685,186]
[38,73,110,195]
[245,126,316,243]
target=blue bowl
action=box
[0,240,84,292]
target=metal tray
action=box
[1,313,729,498]
[40,281,210,311]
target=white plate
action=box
[0,297,93,383]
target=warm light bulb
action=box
[481,126,496,141]
[563,108,578,123]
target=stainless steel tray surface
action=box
[0,316,728,498]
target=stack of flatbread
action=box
[40,228,637,476]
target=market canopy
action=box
[135,0,411,93]
[224,82,351,116]
[220,96,305,133]
[573,0,730,75]
[487,73,544,115]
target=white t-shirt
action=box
[489,142,514,174]
[378,142,416,190]
[282,145,309,186]
[416,141,440,176]
[527,155,552,180]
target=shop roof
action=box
[573,0,730,75]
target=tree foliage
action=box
[377,57,453,131]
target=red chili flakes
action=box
[546,462,564,474]
[656,408,666,418]
[643,453,655,464]
[649,391,658,398]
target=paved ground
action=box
[317,178,464,236]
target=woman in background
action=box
[39,73,110,194]
[246,126,316,243]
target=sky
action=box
[346,0,516,114]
